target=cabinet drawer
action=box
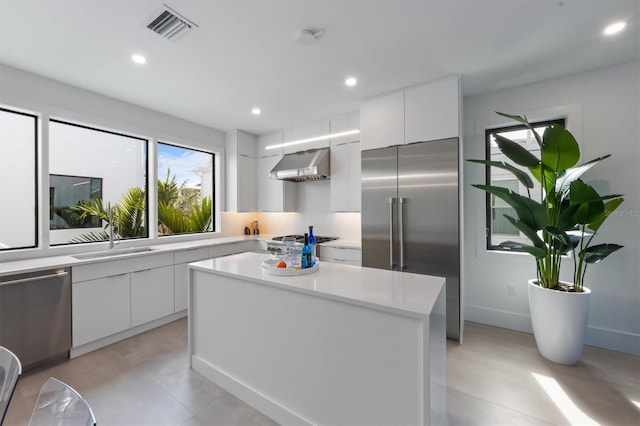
[174,247,210,264]
[318,246,361,265]
[72,252,173,283]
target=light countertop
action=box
[0,235,263,277]
[189,251,445,319]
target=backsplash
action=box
[222,180,361,241]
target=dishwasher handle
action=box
[0,271,69,286]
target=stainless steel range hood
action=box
[269,147,330,182]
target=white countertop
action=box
[0,235,263,277]
[189,251,445,319]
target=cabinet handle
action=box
[389,197,396,270]
[1,271,68,286]
[133,269,151,273]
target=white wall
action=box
[463,61,640,355]
[258,180,362,241]
[0,63,227,261]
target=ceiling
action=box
[0,0,638,136]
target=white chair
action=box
[0,346,22,425]
[28,377,96,426]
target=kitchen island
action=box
[188,252,446,425]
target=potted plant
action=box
[469,112,624,365]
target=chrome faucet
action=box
[107,205,118,251]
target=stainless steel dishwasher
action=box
[0,267,71,370]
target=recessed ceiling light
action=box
[131,54,147,64]
[251,108,261,115]
[345,77,357,87]
[604,21,626,36]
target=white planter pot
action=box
[528,279,591,365]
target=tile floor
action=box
[4,319,639,425]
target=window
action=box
[50,174,102,229]
[0,108,37,250]
[49,120,148,245]
[485,118,565,251]
[157,142,214,236]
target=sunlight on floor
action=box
[631,400,640,410]
[532,372,600,426]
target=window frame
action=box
[0,107,39,251]
[156,140,216,236]
[483,117,566,252]
[48,118,150,245]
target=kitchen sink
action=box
[72,247,156,260]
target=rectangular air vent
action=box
[146,4,197,41]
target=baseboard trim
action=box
[465,304,639,355]
[191,355,312,426]
[70,311,187,358]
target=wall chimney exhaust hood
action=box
[269,148,330,182]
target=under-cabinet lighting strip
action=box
[265,129,360,150]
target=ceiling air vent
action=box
[146,4,197,41]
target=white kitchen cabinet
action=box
[131,265,175,327]
[318,246,361,266]
[174,247,210,312]
[330,114,360,146]
[225,130,257,212]
[256,132,296,212]
[72,273,131,347]
[360,76,460,151]
[256,155,296,212]
[256,132,283,157]
[405,76,459,143]
[209,241,257,258]
[330,141,361,212]
[283,122,330,154]
[360,91,404,150]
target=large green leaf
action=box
[473,184,547,230]
[582,243,624,264]
[494,134,540,168]
[555,155,611,200]
[467,159,534,189]
[587,197,624,232]
[521,245,548,259]
[570,181,623,225]
[188,197,213,232]
[541,124,580,172]
[557,202,579,230]
[496,111,543,146]
[504,215,546,251]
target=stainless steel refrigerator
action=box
[361,138,460,339]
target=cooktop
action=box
[272,235,337,244]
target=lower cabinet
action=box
[131,265,174,327]
[72,273,131,347]
[174,247,210,312]
[318,246,362,266]
[71,241,260,351]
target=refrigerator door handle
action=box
[389,197,396,270]
[399,197,406,271]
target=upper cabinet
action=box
[283,122,331,154]
[404,76,459,144]
[256,133,296,212]
[225,130,257,212]
[360,91,404,150]
[360,76,460,151]
[330,115,360,146]
[330,113,361,212]
[330,141,361,212]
